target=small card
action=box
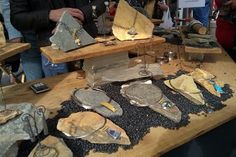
[30,82,50,94]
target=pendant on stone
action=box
[128,27,138,38]
[75,38,81,46]
[33,144,58,157]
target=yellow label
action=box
[100,102,117,112]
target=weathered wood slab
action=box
[40,36,165,64]
[0,43,31,61]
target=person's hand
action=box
[158,1,169,11]
[225,0,236,8]
[49,8,84,22]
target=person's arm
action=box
[10,0,50,31]
[79,0,106,24]
[10,0,51,31]
[0,0,22,40]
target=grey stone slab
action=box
[50,11,96,52]
[73,88,123,117]
[0,103,44,157]
[121,80,182,123]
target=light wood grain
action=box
[0,43,31,61]
[185,46,222,54]
[40,36,165,64]
[3,45,236,157]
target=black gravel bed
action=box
[18,71,234,157]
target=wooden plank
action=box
[185,46,222,54]
[40,36,165,64]
[3,47,236,157]
[0,43,31,61]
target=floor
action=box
[161,119,236,157]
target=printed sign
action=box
[178,0,205,8]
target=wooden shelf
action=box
[0,43,31,61]
[185,45,222,54]
[40,36,165,64]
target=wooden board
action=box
[0,43,31,61]
[185,46,222,54]
[40,36,165,64]
[3,46,236,157]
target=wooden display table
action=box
[40,36,165,64]
[0,43,30,61]
[3,46,236,157]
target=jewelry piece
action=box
[21,107,57,157]
[69,116,107,139]
[58,21,83,46]
[92,5,98,19]
[113,10,139,38]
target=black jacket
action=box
[10,0,105,37]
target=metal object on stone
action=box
[22,106,56,157]
[156,56,169,65]
[190,68,224,97]
[0,22,6,48]
[121,80,182,123]
[163,51,177,61]
[57,112,131,145]
[28,136,72,157]
[101,63,163,83]
[72,87,123,117]
[112,0,154,41]
[50,11,96,52]
[164,74,205,105]
[0,103,44,157]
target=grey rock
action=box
[101,63,163,82]
[50,11,96,52]
[0,103,44,157]
[72,88,123,117]
[121,80,182,123]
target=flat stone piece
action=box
[112,0,154,41]
[73,88,123,117]
[3,142,18,157]
[28,136,73,157]
[121,80,182,122]
[0,103,44,157]
[0,109,22,124]
[164,74,205,105]
[57,112,130,145]
[190,68,222,97]
[101,63,163,82]
[50,11,96,52]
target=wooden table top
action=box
[0,43,31,61]
[3,45,236,157]
[40,36,165,64]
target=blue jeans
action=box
[22,31,68,80]
[21,32,44,81]
[41,55,68,77]
[0,0,22,40]
[192,0,211,27]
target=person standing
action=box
[10,0,106,78]
[215,0,236,61]
[192,0,211,27]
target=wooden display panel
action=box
[0,43,30,61]
[40,36,165,64]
